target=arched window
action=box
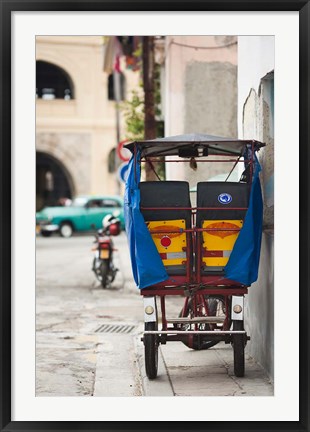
[36,61,75,100]
[108,73,126,101]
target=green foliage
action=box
[121,46,165,178]
[121,63,163,142]
[154,64,162,120]
[121,90,145,142]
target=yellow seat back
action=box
[147,220,187,267]
[202,220,243,268]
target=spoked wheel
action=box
[144,322,159,380]
[232,320,245,377]
[179,295,230,350]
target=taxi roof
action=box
[125,133,265,157]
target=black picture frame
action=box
[1,1,309,431]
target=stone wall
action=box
[242,75,274,380]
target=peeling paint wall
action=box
[185,62,237,137]
[165,36,237,182]
[183,61,237,186]
[238,36,274,379]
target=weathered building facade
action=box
[36,36,139,210]
[163,35,238,185]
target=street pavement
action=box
[36,232,273,397]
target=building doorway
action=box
[36,152,74,211]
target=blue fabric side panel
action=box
[224,157,263,285]
[124,153,168,289]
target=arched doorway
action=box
[36,152,74,210]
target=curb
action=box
[134,327,174,397]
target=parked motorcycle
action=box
[91,212,121,288]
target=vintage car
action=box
[36,195,124,238]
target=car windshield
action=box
[72,197,88,207]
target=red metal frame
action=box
[141,158,250,163]
[139,143,253,343]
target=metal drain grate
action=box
[95,323,136,334]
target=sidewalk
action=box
[136,341,273,397]
[114,233,274,397]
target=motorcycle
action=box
[91,212,121,288]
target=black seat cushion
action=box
[196,182,250,226]
[139,181,192,226]
[197,182,250,274]
[139,181,192,276]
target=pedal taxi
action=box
[124,133,265,379]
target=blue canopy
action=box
[124,144,263,289]
[124,152,168,289]
[224,155,263,285]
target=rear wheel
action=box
[232,320,245,377]
[99,260,109,288]
[180,296,230,350]
[144,322,158,380]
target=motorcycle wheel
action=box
[99,260,109,288]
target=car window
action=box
[102,199,120,208]
[88,199,103,208]
[72,197,88,207]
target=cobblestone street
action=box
[36,233,273,397]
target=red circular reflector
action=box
[160,236,171,248]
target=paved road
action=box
[36,232,273,397]
[36,233,143,396]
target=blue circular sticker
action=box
[218,193,232,204]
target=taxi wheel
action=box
[59,222,73,238]
[233,320,245,377]
[144,322,158,380]
[179,296,227,350]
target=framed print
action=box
[1,1,309,431]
